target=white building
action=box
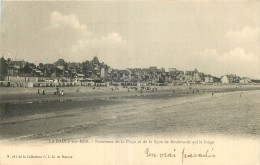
[239,77,251,84]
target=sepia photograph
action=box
[0,0,259,164]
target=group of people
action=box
[54,87,64,96]
[37,89,45,95]
[38,87,64,96]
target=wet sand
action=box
[1,84,260,120]
[0,84,259,142]
[1,84,259,104]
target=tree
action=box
[39,63,44,68]
[82,61,90,77]
[0,57,8,80]
[23,62,31,74]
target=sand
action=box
[1,84,260,120]
[0,84,259,141]
[1,84,259,103]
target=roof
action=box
[100,63,107,68]
[128,68,142,73]
[176,70,184,74]
[56,59,66,66]
[197,72,204,76]
[28,63,36,68]
[149,66,157,70]
[92,56,100,64]
[77,74,85,77]
[120,70,130,74]
[44,64,56,69]
[9,60,27,69]
[112,69,119,72]
[224,74,240,78]
[185,71,193,75]
[142,68,150,72]
[68,63,78,68]
[241,77,250,80]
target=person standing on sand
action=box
[56,87,59,95]
[61,90,64,96]
[212,92,214,97]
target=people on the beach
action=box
[42,89,45,95]
[212,92,214,97]
[56,87,59,95]
[61,90,64,96]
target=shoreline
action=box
[1,84,260,125]
[1,89,259,141]
[1,84,260,122]
[1,84,260,103]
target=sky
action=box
[1,1,260,78]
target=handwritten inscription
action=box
[145,148,177,158]
[145,147,215,163]
[181,148,215,163]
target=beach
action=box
[0,84,259,142]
